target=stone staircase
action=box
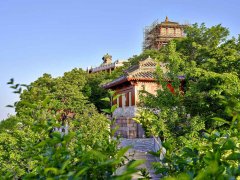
[119,138,155,152]
[119,138,162,179]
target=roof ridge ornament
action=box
[102,53,112,64]
[165,16,169,22]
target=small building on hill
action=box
[143,16,187,50]
[87,54,125,74]
[103,57,168,138]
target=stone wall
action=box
[111,117,145,139]
[111,81,161,139]
[113,106,137,118]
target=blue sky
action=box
[0,0,239,120]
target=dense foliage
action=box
[1,22,239,179]
[134,23,240,179]
[0,69,141,179]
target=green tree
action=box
[0,69,142,179]
[134,23,240,179]
[83,71,110,111]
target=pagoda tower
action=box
[143,16,187,50]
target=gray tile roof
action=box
[103,57,158,88]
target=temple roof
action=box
[125,56,157,73]
[158,16,185,27]
[130,70,155,79]
[103,57,166,89]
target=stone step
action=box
[119,138,161,179]
[120,139,156,153]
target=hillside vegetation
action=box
[0,23,239,179]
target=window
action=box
[119,95,122,107]
[122,94,126,107]
[125,92,129,106]
[129,92,132,106]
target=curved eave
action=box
[127,77,156,82]
[103,76,184,89]
[102,76,128,89]
[103,77,157,89]
[158,24,186,28]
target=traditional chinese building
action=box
[87,53,125,74]
[143,17,186,50]
[103,57,168,138]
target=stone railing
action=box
[90,60,124,73]
[91,63,115,73]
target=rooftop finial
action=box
[102,53,112,64]
[165,16,169,22]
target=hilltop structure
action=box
[143,16,186,50]
[89,17,187,138]
[103,57,170,138]
[87,53,125,74]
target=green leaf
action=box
[116,146,131,159]
[230,115,238,130]
[101,108,111,114]
[20,101,37,108]
[207,161,219,174]
[182,147,197,157]
[74,167,88,177]
[226,152,240,160]
[101,97,110,102]
[60,160,71,172]
[203,132,210,139]
[108,90,115,97]
[110,125,119,137]
[7,78,14,84]
[163,177,177,180]
[155,167,169,174]
[177,173,192,180]
[10,84,19,89]
[42,97,51,107]
[111,104,118,112]
[63,132,75,143]
[113,94,121,101]
[44,167,59,175]
[51,131,62,140]
[13,87,22,94]
[35,141,46,148]
[221,139,236,150]
[89,150,106,160]
[212,117,229,125]
[128,159,145,168]
[211,130,220,138]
